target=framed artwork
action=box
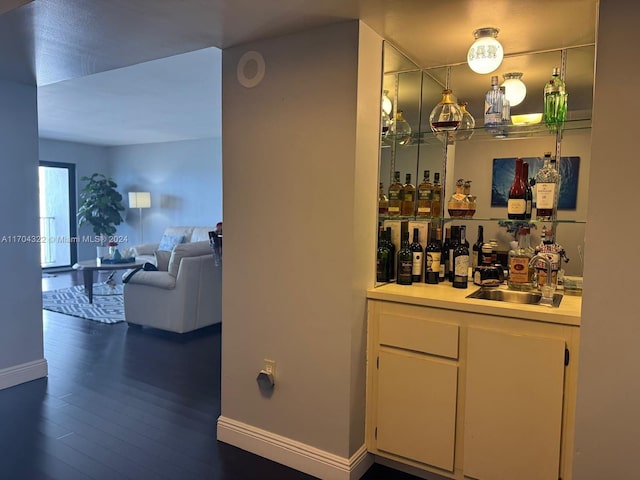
[491,156,580,209]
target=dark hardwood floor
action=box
[0,271,421,480]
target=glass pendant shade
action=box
[389,110,412,145]
[430,89,462,133]
[467,27,504,74]
[455,102,476,141]
[381,90,393,116]
[501,72,527,107]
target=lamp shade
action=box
[501,72,527,107]
[129,192,151,209]
[467,27,503,74]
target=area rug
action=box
[42,284,125,324]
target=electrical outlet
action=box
[264,359,276,377]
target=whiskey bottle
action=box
[544,67,568,132]
[431,172,442,218]
[397,231,413,285]
[463,180,476,219]
[453,226,470,289]
[410,227,423,282]
[507,158,527,220]
[401,173,416,217]
[535,152,560,221]
[425,227,442,284]
[378,182,388,216]
[416,170,433,218]
[508,227,534,291]
[447,178,468,218]
[387,171,403,217]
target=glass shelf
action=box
[381,117,592,147]
[379,215,586,224]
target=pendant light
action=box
[467,27,503,74]
[501,72,527,107]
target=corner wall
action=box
[219,20,381,479]
[0,79,47,389]
[573,4,640,478]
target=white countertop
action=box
[367,282,582,327]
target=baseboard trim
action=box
[0,358,48,391]
[217,416,373,480]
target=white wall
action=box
[0,79,46,386]
[108,137,223,246]
[38,139,110,261]
[219,20,381,471]
[572,5,640,478]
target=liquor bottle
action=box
[387,171,403,217]
[453,226,470,289]
[376,228,390,282]
[534,227,567,288]
[389,110,412,146]
[409,227,423,282]
[416,170,433,218]
[507,157,527,220]
[439,227,449,282]
[447,178,468,218]
[484,75,504,131]
[378,182,388,216]
[448,225,460,283]
[425,227,442,284]
[501,86,511,126]
[523,161,533,219]
[472,225,484,269]
[508,227,534,291]
[463,180,476,219]
[456,101,475,141]
[544,67,568,132]
[396,231,413,285]
[384,227,396,280]
[431,173,442,217]
[535,152,560,221]
[401,173,416,216]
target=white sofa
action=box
[124,240,221,333]
[132,226,216,265]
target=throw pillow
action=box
[158,234,185,252]
[154,249,171,271]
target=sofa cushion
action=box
[154,250,171,271]
[158,234,185,252]
[163,226,195,243]
[191,227,217,243]
[168,241,213,277]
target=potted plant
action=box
[77,173,125,256]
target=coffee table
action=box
[73,259,145,303]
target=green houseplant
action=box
[77,173,125,244]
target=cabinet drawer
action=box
[379,314,459,359]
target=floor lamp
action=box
[128,192,151,243]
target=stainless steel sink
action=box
[467,287,563,308]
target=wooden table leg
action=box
[83,270,94,304]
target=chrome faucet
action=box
[529,254,556,304]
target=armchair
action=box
[123,241,221,333]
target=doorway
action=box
[39,161,77,269]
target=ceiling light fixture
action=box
[501,72,527,107]
[467,27,503,74]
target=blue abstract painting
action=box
[491,156,580,209]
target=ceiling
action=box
[0,0,598,146]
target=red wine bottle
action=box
[397,231,413,285]
[508,157,527,220]
[425,227,442,284]
[384,227,395,280]
[410,227,423,282]
[448,225,460,282]
[472,225,484,269]
[453,226,470,289]
[523,161,533,220]
[376,227,390,282]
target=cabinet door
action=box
[376,349,458,471]
[464,327,566,480]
